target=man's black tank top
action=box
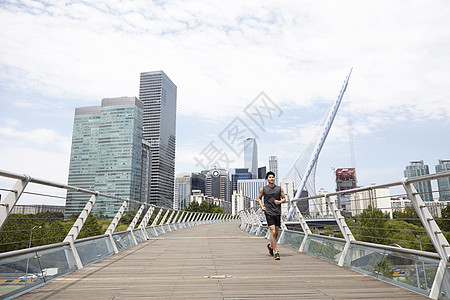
[263,185,281,216]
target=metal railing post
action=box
[169,211,180,224]
[290,203,312,252]
[128,204,145,246]
[402,178,450,299]
[181,211,190,223]
[151,209,163,226]
[160,210,171,224]
[325,194,355,266]
[138,205,156,239]
[0,174,30,230]
[105,200,128,254]
[63,193,99,269]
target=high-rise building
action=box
[237,179,266,201]
[244,138,258,179]
[205,168,231,202]
[174,173,191,210]
[269,156,278,184]
[335,168,357,211]
[141,140,152,204]
[66,97,143,218]
[173,172,206,210]
[139,71,177,208]
[230,168,252,193]
[436,159,450,201]
[404,161,433,201]
[191,172,206,194]
[258,166,267,179]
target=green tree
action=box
[354,206,390,244]
[393,206,421,226]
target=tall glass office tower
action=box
[244,138,258,179]
[139,71,177,208]
[436,159,450,201]
[65,97,143,218]
[404,160,433,201]
[269,156,278,184]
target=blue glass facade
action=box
[436,159,450,201]
[404,161,433,201]
[65,97,143,218]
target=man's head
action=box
[265,171,275,179]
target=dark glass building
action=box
[139,71,177,208]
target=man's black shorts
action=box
[265,213,281,227]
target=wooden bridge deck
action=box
[19,222,426,299]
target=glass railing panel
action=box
[155,226,165,236]
[133,229,146,243]
[250,225,259,235]
[276,230,284,243]
[162,224,171,233]
[145,227,156,238]
[112,232,135,252]
[279,231,304,251]
[75,237,113,266]
[345,244,386,276]
[318,239,345,264]
[257,227,268,237]
[304,236,324,257]
[0,251,46,298]
[358,247,439,296]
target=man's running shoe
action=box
[267,243,274,256]
[274,251,280,260]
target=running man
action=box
[258,171,286,260]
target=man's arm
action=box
[275,187,286,205]
[258,188,266,211]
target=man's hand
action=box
[261,206,266,211]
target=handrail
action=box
[289,170,450,204]
[0,241,70,259]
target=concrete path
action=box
[18,222,426,299]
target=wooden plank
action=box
[18,222,426,299]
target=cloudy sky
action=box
[1,0,449,205]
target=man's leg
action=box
[269,224,277,252]
[272,225,279,252]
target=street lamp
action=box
[25,225,41,281]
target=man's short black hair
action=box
[265,171,275,179]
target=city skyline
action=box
[1,1,449,205]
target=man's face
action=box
[267,175,275,184]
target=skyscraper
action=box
[230,168,252,193]
[205,168,231,202]
[66,97,143,218]
[436,159,450,201]
[173,172,206,210]
[244,138,258,179]
[174,173,191,210]
[404,161,433,201]
[269,156,278,184]
[139,71,177,208]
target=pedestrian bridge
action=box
[12,222,426,299]
[1,170,449,299]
